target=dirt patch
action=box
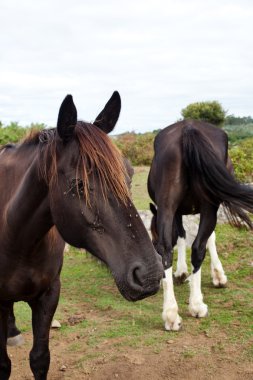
[8,327,253,380]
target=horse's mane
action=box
[22,123,130,206]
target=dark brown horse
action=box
[148,119,253,331]
[0,92,163,379]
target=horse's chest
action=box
[0,263,59,301]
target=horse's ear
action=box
[57,95,77,142]
[149,203,157,216]
[93,91,121,134]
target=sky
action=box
[0,0,253,134]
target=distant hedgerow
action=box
[0,122,46,145]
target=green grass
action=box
[131,166,151,210]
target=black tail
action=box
[182,126,253,229]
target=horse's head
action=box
[46,92,163,301]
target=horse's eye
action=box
[77,179,84,191]
[69,178,84,194]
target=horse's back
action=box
[149,119,228,210]
[155,119,227,156]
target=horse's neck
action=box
[2,157,53,251]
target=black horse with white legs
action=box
[0,92,163,379]
[148,119,253,331]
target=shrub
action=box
[224,124,253,144]
[181,101,226,126]
[114,132,156,166]
[0,122,46,145]
[229,138,253,182]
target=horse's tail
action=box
[182,125,253,229]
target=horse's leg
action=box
[174,215,188,282]
[189,205,218,318]
[207,232,227,287]
[28,278,60,380]
[162,266,182,331]
[7,302,24,346]
[0,304,11,379]
[158,210,182,331]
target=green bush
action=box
[181,101,226,126]
[0,122,27,145]
[114,132,156,166]
[224,123,253,144]
[0,122,46,145]
[229,138,253,182]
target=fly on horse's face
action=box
[49,93,163,301]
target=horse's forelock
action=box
[75,122,130,205]
[36,122,130,206]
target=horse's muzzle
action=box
[116,259,164,302]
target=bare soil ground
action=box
[8,317,253,380]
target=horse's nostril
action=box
[127,263,146,290]
[132,266,144,287]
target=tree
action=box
[181,101,226,126]
[225,114,253,125]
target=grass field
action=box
[131,166,151,209]
[11,166,253,379]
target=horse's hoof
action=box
[163,313,183,331]
[189,303,208,318]
[7,334,25,346]
[212,275,228,288]
[213,282,227,289]
[195,310,209,318]
[174,272,188,285]
[164,320,182,331]
[212,270,227,288]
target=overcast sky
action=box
[0,0,253,134]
